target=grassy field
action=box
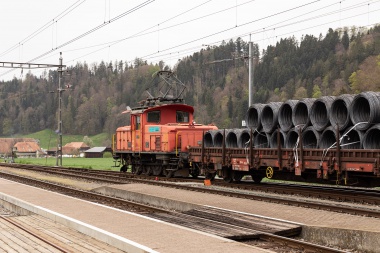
[14,129,111,149]
[14,157,120,171]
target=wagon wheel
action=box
[252,175,264,183]
[266,166,274,179]
[223,175,233,183]
[206,172,216,181]
[222,167,232,183]
[233,173,243,182]
[190,170,199,179]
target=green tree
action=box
[83,136,94,147]
[312,85,322,98]
[342,30,349,50]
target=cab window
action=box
[135,115,141,130]
[176,111,189,123]
[147,111,160,123]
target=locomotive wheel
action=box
[153,166,163,176]
[135,165,143,175]
[120,165,127,172]
[166,170,175,178]
[145,166,153,176]
[266,166,274,179]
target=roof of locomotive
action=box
[131,103,194,115]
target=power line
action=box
[140,0,378,63]
[62,0,253,63]
[0,0,86,58]
[139,0,322,60]
[65,0,217,63]
[0,0,155,79]
[29,0,155,62]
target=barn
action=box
[62,142,90,157]
[84,147,112,158]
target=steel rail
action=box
[0,171,166,214]
[2,164,380,218]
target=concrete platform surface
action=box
[0,178,271,253]
[95,182,380,252]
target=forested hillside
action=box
[1,25,380,140]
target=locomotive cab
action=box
[113,100,217,177]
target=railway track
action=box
[2,163,380,218]
[0,164,351,252]
[0,170,164,214]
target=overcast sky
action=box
[0,0,378,80]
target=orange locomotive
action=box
[113,71,217,178]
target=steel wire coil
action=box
[292,98,316,129]
[319,126,338,149]
[341,127,364,149]
[204,130,219,147]
[285,127,300,148]
[246,104,266,130]
[350,91,380,131]
[278,100,298,132]
[330,94,354,130]
[261,102,283,133]
[269,129,286,148]
[213,130,224,147]
[363,124,380,149]
[309,96,335,131]
[253,131,270,148]
[301,126,320,148]
[226,129,238,148]
[234,129,251,148]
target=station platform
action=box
[0,178,270,253]
[94,181,380,252]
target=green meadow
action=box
[14,157,120,171]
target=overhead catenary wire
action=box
[34,0,378,72]
[0,0,86,58]
[139,0,322,60]
[11,0,216,71]
[30,0,155,63]
[4,0,378,80]
[140,0,378,64]
[0,0,155,78]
